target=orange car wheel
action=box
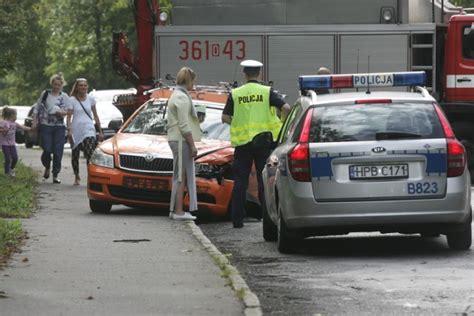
[89,199,112,213]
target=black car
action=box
[23,106,40,148]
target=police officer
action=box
[222,60,290,228]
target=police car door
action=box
[265,102,304,219]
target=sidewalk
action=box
[0,147,243,315]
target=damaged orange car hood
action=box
[107,133,234,163]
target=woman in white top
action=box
[66,78,103,186]
[167,67,202,220]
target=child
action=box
[0,107,31,177]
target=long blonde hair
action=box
[69,78,88,99]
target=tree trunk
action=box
[93,0,106,86]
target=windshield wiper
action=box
[375,132,422,140]
[145,132,167,136]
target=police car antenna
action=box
[366,55,371,95]
[232,62,239,86]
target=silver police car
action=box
[262,72,472,253]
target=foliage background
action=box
[0,0,472,106]
[0,0,171,106]
[452,0,474,7]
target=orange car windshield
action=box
[122,101,230,141]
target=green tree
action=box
[38,0,135,92]
[451,0,474,7]
[0,0,172,105]
[0,0,49,105]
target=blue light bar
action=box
[299,71,426,91]
[298,75,331,90]
[393,71,426,86]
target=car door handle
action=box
[457,78,472,83]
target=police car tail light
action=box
[433,104,455,138]
[355,99,392,104]
[434,103,466,177]
[447,139,466,177]
[288,109,313,182]
[288,143,310,182]
[299,71,426,91]
[298,108,314,143]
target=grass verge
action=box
[0,220,25,264]
[0,156,36,218]
[0,154,36,265]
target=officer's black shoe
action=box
[233,223,244,228]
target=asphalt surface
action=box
[200,191,474,315]
[0,147,243,316]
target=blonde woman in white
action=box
[167,67,201,220]
[66,78,103,186]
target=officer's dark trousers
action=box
[231,143,271,226]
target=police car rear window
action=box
[309,103,444,142]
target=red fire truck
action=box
[112,0,474,177]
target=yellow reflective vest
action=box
[230,82,282,147]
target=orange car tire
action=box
[89,199,112,213]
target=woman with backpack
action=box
[66,78,103,186]
[31,73,69,184]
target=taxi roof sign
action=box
[299,71,426,91]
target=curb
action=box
[187,221,263,316]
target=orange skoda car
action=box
[87,87,259,217]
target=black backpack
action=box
[41,89,63,106]
[38,90,50,117]
[41,89,50,105]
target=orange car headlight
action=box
[90,148,114,169]
[195,163,232,185]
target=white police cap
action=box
[240,59,263,68]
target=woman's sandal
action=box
[73,175,81,186]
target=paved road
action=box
[0,147,243,316]
[200,190,474,315]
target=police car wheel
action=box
[446,209,472,250]
[277,210,297,254]
[262,198,277,242]
[89,199,112,213]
